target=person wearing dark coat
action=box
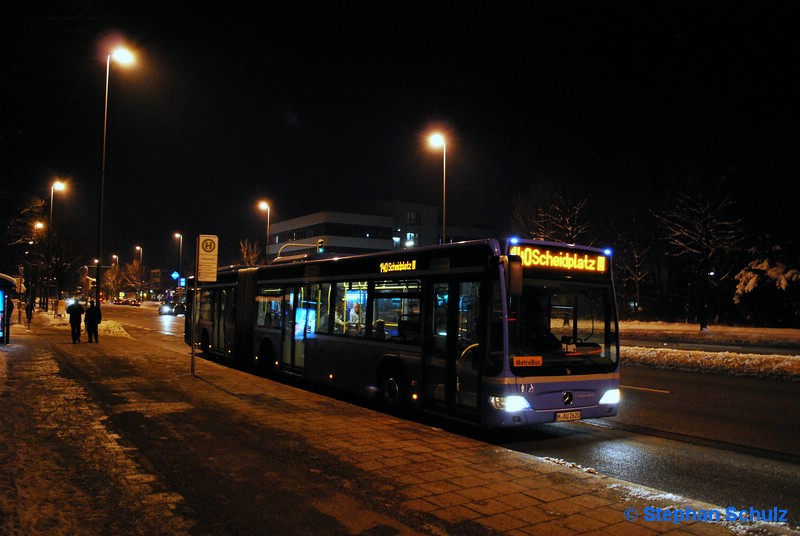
[25,299,34,329]
[84,300,102,343]
[66,300,85,343]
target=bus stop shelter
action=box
[1,273,18,344]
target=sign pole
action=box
[191,234,219,376]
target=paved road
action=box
[2,315,797,535]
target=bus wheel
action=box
[379,366,409,413]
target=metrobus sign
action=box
[509,245,607,273]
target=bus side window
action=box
[397,314,421,344]
[314,283,332,334]
[343,281,368,337]
[256,287,283,329]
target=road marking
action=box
[621,385,672,394]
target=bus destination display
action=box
[509,245,607,273]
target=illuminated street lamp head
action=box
[174,232,182,239]
[53,180,66,192]
[429,133,445,148]
[110,47,134,65]
[34,222,44,230]
[258,200,270,212]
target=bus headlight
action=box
[599,389,620,404]
[489,395,531,412]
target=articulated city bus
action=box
[185,238,620,428]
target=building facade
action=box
[268,201,491,258]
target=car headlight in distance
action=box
[599,388,620,404]
[489,395,531,412]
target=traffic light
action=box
[317,239,325,253]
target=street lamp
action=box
[135,245,143,265]
[258,200,271,263]
[97,45,135,305]
[111,254,118,266]
[50,180,66,227]
[174,233,183,276]
[428,133,447,243]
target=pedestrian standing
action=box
[84,300,102,343]
[66,299,85,343]
[25,299,34,329]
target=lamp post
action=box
[48,180,66,312]
[97,45,134,305]
[49,180,66,227]
[174,232,183,275]
[258,200,271,263]
[428,133,447,243]
[135,245,143,265]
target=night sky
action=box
[3,1,797,270]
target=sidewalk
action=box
[1,316,796,535]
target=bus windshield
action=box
[508,281,618,375]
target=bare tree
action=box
[102,263,125,300]
[120,260,148,298]
[511,188,595,245]
[654,181,742,329]
[239,239,260,266]
[615,237,650,319]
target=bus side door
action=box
[425,281,480,412]
[281,285,314,373]
[426,282,453,408]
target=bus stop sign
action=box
[197,235,218,282]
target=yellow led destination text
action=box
[379,260,417,274]
[510,246,607,272]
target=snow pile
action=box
[622,347,799,381]
[38,310,132,338]
[542,456,598,474]
[619,321,800,381]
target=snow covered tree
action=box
[734,242,800,326]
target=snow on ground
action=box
[619,321,800,381]
[35,305,134,338]
[22,307,800,380]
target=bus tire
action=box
[378,365,409,413]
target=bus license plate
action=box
[555,411,581,422]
